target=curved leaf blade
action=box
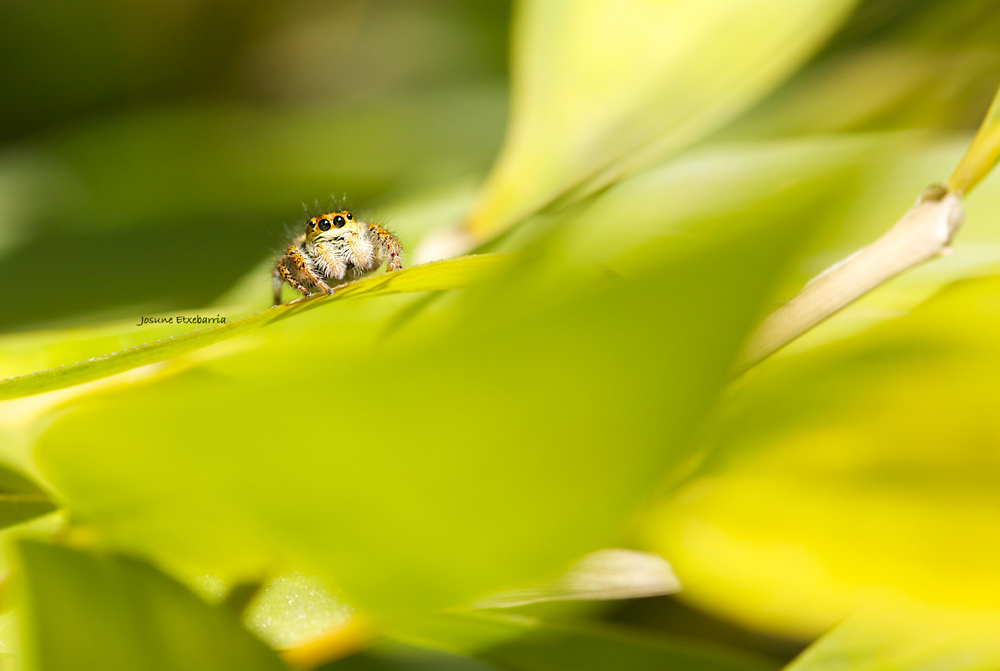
[0,255,507,402]
[460,0,858,241]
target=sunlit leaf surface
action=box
[787,602,1000,671]
[643,276,1000,638]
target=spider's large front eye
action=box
[333,215,346,228]
[317,219,331,231]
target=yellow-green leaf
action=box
[642,275,1000,638]
[462,0,859,240]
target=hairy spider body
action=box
[273,210,402,305]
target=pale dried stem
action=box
[738,186,966,371]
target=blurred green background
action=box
[3,1,1000,670]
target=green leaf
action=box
[949,83,1000,196]
[786,603,1000,671]
[462,0,858,240]
[15,541,287,671]
[31,167,832,618]
[387,613,776,671]
[642,275,1000,639]
[0,468,56,531]
[321,642,499,671]
[0,255,507,401]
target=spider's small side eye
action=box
[333,215,346,228]
[346,212,353,220]
[318,219,332,231]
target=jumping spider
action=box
[273,210,403,305]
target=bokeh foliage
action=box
[1,1,1000,670]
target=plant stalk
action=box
[738,185,965,371]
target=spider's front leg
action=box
[273,245,332,305]
[368,223,403,272]
[274,258,309,305]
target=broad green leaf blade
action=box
[389,613,776,671]
[461,0,858,241]
[948,82,1000,195]
[32,169,831,618]
[642,275,1000,638]
[15,541,288,671]
[0,467,56,530]
[787,603,1000,671]
[0,255,506,401]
